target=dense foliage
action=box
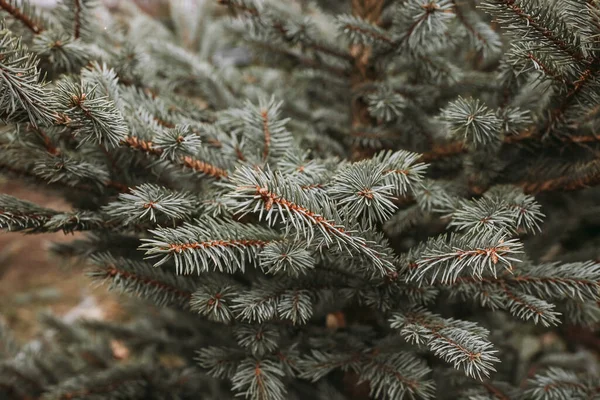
[1,0,600,399]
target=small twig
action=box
[0,0,43,34]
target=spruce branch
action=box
[227,166,395,275]
[299,349,435,400]
[519,159,600,194]
[410,230,524,284]
[337,15,394,47]
[358,352,435,400]
[395,0,456,53]
[480,0,586,63]
[525,367,600,400]
[0,155,127,195]
[0,194,105,233]
[328,159,398,227]
[231,358,287,400]
[190,277,240,323]
[223,97,294,164]
[433,261,598,325]
[440,97,502,149]
[73,0,81,39]
[220,0,352,62]
[390,308,499,380]
[31,30,89,73]
[0,0,44,34]
[141,217,281,274]
[259,241,315,277]
[484,187,544,233]
[231,280,314,325]
[501,285,561,326]
[449,197,518,234]
[55,78,128,148]
[234,324,280,357]
[103,184,198,226]
[153,125,203,162]
[120,136,229,180]
[452,0,502,60]
[196,346,246,380]
[0,193,56,231]
[0,27,55,126]
[88,254,196,309]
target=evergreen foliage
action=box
[1,0,600,399]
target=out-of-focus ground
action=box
[0,179,122,343]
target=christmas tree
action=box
[1,0,600,398]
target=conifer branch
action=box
[73,0,81,39]
[182,156,229,179]
[519,159,600,193]
[141,218,281,274]
[30,125,60,156]
[250,40,350,77]
[120,136,229,179]
[228,167,395,275]
[88,255,196,309]
[481,381,512,400]
[219,0,353,62]
[261,108,271,161]
[390,308,499,380]
[0,0,43,34]
[481,0,585,63]
[419,141,466,162]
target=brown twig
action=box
[0,0,43,34]
[104,263,192,301]
[73,0,81,38]
[261,109,271,161]
[120,136,229,179]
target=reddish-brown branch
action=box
[0,0,43,34]
[218,0,352,62]
[0,157,128,194]
[445,274,599,296]
[253,40,349,77]
[256,186,346,235]
[104,264,192,301]
[500,282,544,316]
[153,116,175,128]
[482,382,511,400]
[542,380,588,393]
[419,141,466,162]
[519,160,600,194]
[404,313,483,362]
[261,109,271,161]
[494,0,584,62]
[29,124,60,156]
[452,0,488,50]
[73,0,81,39]
[363,353,421,391]
[271,21,353,61]
[526,52,563,82]
[401,3,449,44]
[182,156,229,179]
[341,23,393,44]
[168,239,270,253]
[120,136,229,179]
[120,136,163,156]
